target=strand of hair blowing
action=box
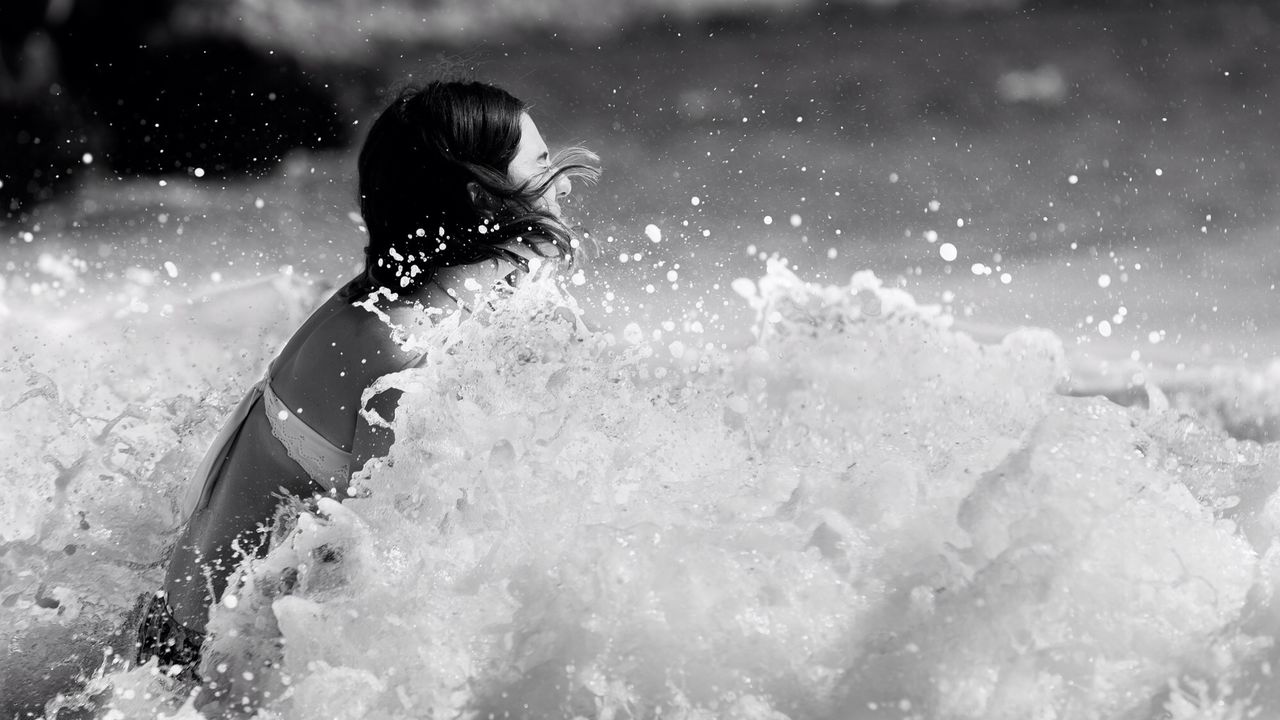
[351,81,599,297]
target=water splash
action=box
[53,262,1277,719]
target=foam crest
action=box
[4,262,1267,718]
[99,263,1271,719]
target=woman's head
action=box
[354,80,599,294]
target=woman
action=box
[136,79,600,678]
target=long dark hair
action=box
[348,80,600,297]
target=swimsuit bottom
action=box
[135,591,206,681]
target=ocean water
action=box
[198,0,1026,56]
[6,255,1280,719]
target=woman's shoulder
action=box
[373,304,438,371]
[334,300,433,374]
[273,294,413,382]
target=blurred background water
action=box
[6,0,1280,365]
[4,1,1280,718]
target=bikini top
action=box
[179,291,449,523]
[264,340,431,494]
[263,376,351,494]
[177,367,350,524]
[179,355,428,523]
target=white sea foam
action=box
[8,262,1280,719]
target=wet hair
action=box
[348,80,600,297]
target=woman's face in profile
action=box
[507,112,570,219]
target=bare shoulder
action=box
[289,281,465,385]
[339,302,430,376]
[275,299,406,386]
[382,302,442,342]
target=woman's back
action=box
[162,287,431,631]
[269,290,428,453]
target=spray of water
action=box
[8,261,1257,719]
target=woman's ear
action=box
[467,181,497,216]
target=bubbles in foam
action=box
[76,263,1272,718]
[14,262,1280,720]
